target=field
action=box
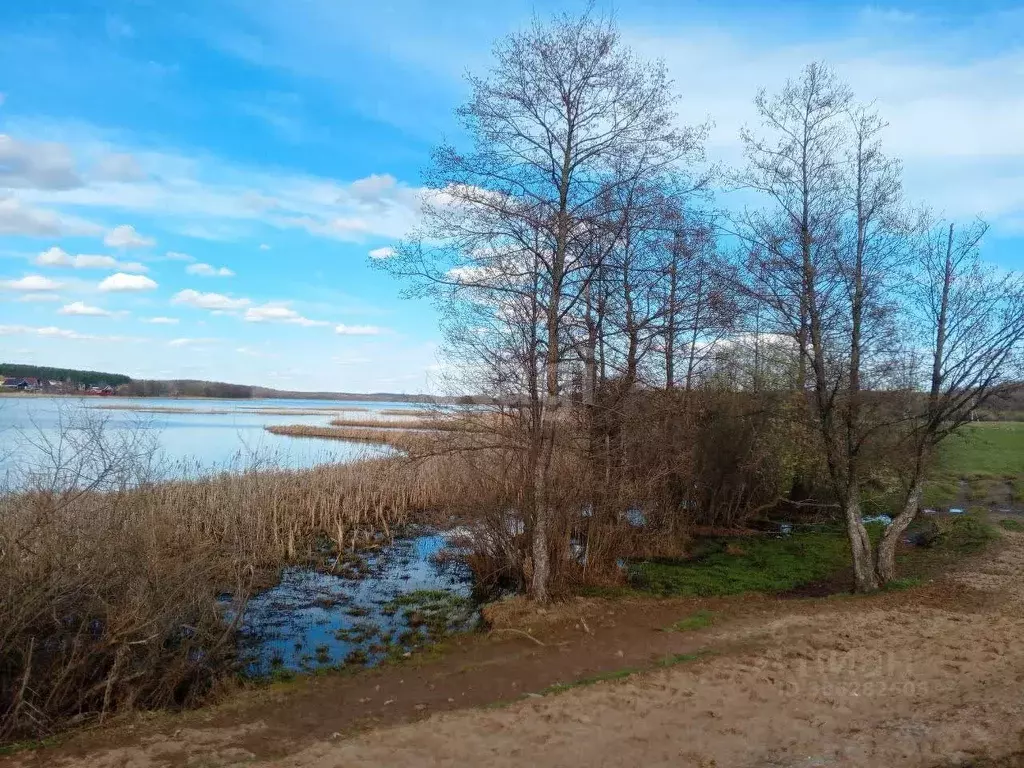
[925,422,1024,507]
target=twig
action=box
[487,628,546,646]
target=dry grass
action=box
[265,424,431,452]
[0,415,484,743]
[379,408,444,417]
[328,416,472,431]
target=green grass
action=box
[922,422,1024,507]
[665,609,715,632]
[629,530,859,597]
[934,422,1024,479]
[1000,518,1024,532]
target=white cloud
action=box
[59,301,114,317]
[34,247,147,272]
[104,224,155,248]
[17,292,61,303]
[186,262,235,277]
[168,337,217,347]
[335,324,385,336]
[98,273,157,292]
[244,303,329,326]
[2,275,62,291]
[92,152,145,182]
[165,251,195,262]
[9,130,427,243]
[76,254,148,272]
[259,243,271,250]
[368,246,396,259]
[626,17,1024,227]
[172,288,250,311]
[0,324,134,342]
[0,134,82,190]
[0,196,101,237]
[144,316,179,324]
[35,246,71,266]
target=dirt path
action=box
[8,534,1024,767]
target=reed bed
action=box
[328,415,491,432]
[265,424,432,452]
[0,416,480,743]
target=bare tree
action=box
[736,64,912,592]
[875,219,1024,581]
[381,11,706,601]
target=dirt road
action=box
[9,533,1024,767]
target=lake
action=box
[0,395,421,485]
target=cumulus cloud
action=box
[143,316,179,324]
[0,134,82,190]
[34,246,147,272]
[2,275,62,291]
[58,301,114,317]
[259,243,271,250]
[186,262,235,277]
[244,303,329,326]
[104,224,155,248]
[335,324,384,336]
[98,273,157,292]
[172,289,250,311]
[165,251,195,262]
[368,246,396,259]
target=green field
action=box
[926,422,1024,507]
[935,422,1024,477]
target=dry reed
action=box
[0,414,479,743]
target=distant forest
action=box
[0,363,465,402]
[0,364,131,388]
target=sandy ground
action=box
[9,534,1024,768]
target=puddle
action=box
[232,531,476,677]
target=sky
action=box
[1,0,1023,393]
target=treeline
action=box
[119,379,255,399]
[381,13,1024,600]
[0,364,130,388]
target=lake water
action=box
[0,395,421,484]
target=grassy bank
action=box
[626,512,999,599]
[924,422,1024,508]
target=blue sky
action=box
[1,1,1022,392]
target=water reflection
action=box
[0,396,416,481]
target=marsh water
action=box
[0,395,420,482]
[234,530,476,676]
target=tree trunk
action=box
[845,496,878,592]
[875,480,922,584]
[530,459,551,603]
